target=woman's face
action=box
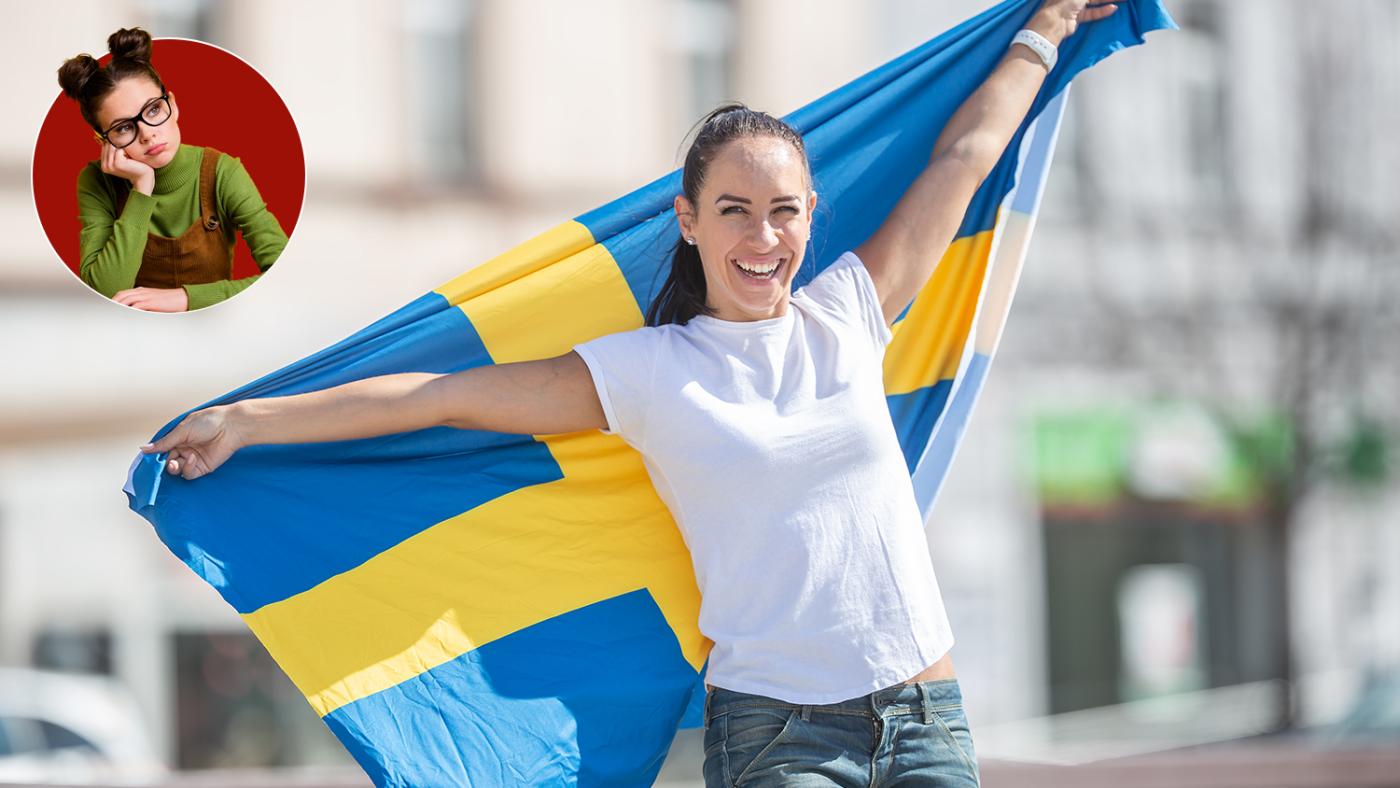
[94,77,181,169]
[676,136,816,323]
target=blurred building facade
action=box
[1,0,1396,773]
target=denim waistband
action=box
[706,678,962,723]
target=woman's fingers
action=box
[146,421,190,454]
[126,289,186,314]
[183,456,209,480]
[113,288,162,310]
[100,143,148,183]
[175,449,214,480]
[1082,2,1117,22]
[120,288,186,313]
[168,454,201,479]
[162,443,201,478]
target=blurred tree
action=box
[1032,0,1399,729]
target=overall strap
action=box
[198,147,223,231]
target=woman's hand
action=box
[142,405,246,479]
[100,139,156,195]
[856,0,1117,324]
[113,286,188,312]
[1028,0,1119,45]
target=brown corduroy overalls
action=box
[115,147,234,289]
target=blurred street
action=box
[6,744,1400,787]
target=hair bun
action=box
[56,54,102,99]
[107,27,153,63]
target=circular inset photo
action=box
[34,28,303,313]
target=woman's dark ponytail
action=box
[645,237,713,326]
[56,27,165,132]
[646,102,811,327]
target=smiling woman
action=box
[54,28,288,312]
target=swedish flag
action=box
[125,1,1172,784]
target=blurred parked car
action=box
[1335,670,1400,742]
[0,667,164,784]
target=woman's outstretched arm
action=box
[143,351,607,479]
[856,0,1117,326]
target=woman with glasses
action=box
[57,27,287,312]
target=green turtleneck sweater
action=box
[76,144,288,311]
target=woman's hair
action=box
[645,103,812,327]
[57,28,165,132]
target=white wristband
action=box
[1011,29,1058,71]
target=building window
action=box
[1174,0,1228,210]
[32,628,112,675]
[173,631,351,769]
[137,0,222,44]
[670,0,735,139]
[403,0,480,185]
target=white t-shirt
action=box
[572,251,953,704]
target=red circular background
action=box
[33,38,304,283]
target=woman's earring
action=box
[685,237,696,245]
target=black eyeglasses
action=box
[100,93,171,149]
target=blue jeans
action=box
[702,679,979,787]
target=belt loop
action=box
[919,682,934,724]
[704,686,712,723]
[800,704,812,722]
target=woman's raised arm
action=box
[855,0,1117,326]
[143,351,607,479]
